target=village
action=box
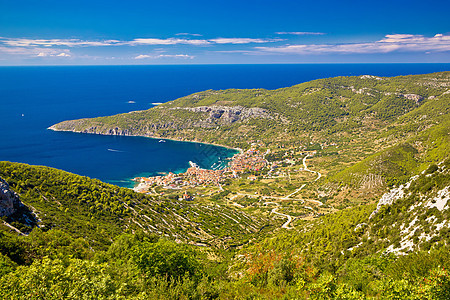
[132,148,269,194]
[131,143,328,227]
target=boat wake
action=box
[107,148,124,153]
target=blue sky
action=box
[1,0,449,65]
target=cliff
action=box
[0,176,37,232]
[0,177,23,218]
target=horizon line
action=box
[1,62,449,67]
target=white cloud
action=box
[214,50,254,53]
[135,54,152,59]
[275,32,325,36]
[0,36,282,49]
[0,46,71,57]
[209,38,282,44]
[130,38,280,46]
[175,33,203,37]
[1,38,121,47]
[56,52,71,57]
[135,54,194,59]
[256,34,450,54]
[129,38,210,46]
[158,54,194,59]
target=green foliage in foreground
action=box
[0,234,218,300]
[1,163,449,298]
[0,161,135,248]
[0,161,274,249]
[1,229,450,299]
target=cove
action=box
[42,131,238,188]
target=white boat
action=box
[159,140,166,143]
[189,161,199,168]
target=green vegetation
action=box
[50,72,449,148]
[1,161,449,298]
[0,161,275,250]
[2,72,450,298]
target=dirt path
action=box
[272,207,293,229]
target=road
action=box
[263,202,294,229]
[302,154,322,181]
[285,184,306,199]
[228,153,324,229]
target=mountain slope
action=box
[2,72,450,299]
[225,160,450,297]
[2,161,448,299]
[0,162,275,249]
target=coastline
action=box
[47,126,242,188]
[47,126,243,153]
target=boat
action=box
[159,140,166,143]
[189,161,199,168]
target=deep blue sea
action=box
[1,64,448,187]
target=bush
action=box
[425,164,439,175]
[0,253,17,278]
[130,239,202,281]
[0,258,118,299]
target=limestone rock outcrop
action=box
[0,177,23,217]
[172,105,275,124]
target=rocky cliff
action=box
[171,105,277,124]
[367,161,450,255]
[0,177,37,230]
[0,177,22,218]
[48,105,278,135]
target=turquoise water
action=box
[1,64,448,187]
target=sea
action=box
[1,64,448,187]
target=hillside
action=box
[2,72,449,298]
[0,159,448,299]
[0,162,276,250]
[225,158,450,298]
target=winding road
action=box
[228,154,323,229]
[302,154,322,182]
[263,202,293,229]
